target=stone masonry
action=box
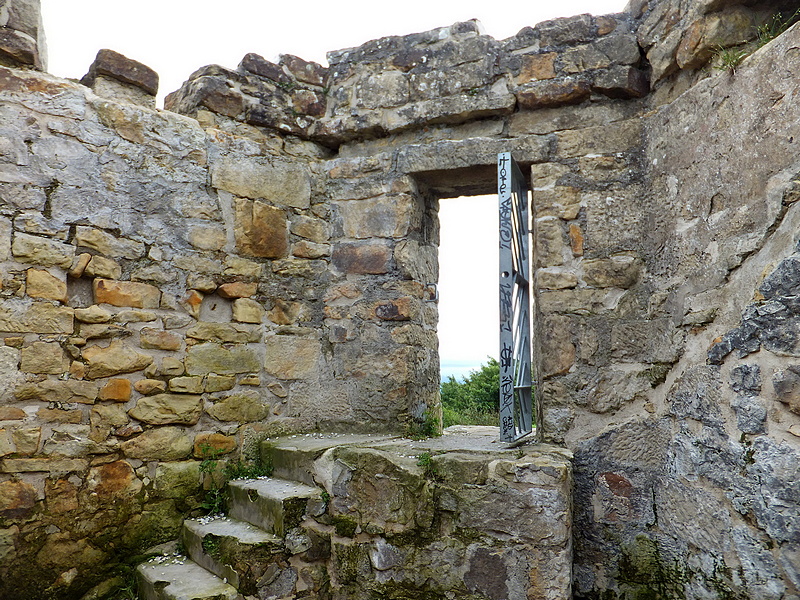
[0,0,799,598]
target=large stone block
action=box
[185,343,260,375]
[211,157,311,209]
[332,242,392,274]
[234,197,288,258]
[217,282,257,299]
[186,322,261,344]
[281,53,327,86]
[337,194,416,239]
[0,302,74,334]
[323,446,433,534]
[537,13,594,47]
[561,44,612,73]
[676,9,756,69]
[140,328,182,351]
[773,367,800,415]
[11,232,73,268]
[290,215,330,244]
[232,298,265,324]
[193,432,237,457]
[556,120,642,158]
[74,305,113,324]
[207,391,270,422]
[0,217,10,261]
[20,341,66,374]
[25,269,67,302]
[0,480,37,520]
[84,255,122,280]
[129,394,203,425]
[516,79,591,110]
[535,218,567,267]
[0,24,43,72]
[582,256,641,288]
[593,66,650,99]
[355,70,409,109]
[154,461,201,499]
[394,240,437,283]
[166,376,203,395]
[120,426,193,461]
[82,340,153,379]
[0,429,14,457]
[74,227,146,259]
[81,49,159,96]
[93,278,161,309]
[264,336,320,380]
[515,52,557,84]
[0,0,46,70]
[541,315,576,378]
[15,379,98,403]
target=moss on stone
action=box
[616,535,687,600]
[331,515,358,537]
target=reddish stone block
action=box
[193,432,237,458]
[140,328,182,351]
[217,282,257,299]
[234,198,288,259]
[374,297,414,321]
[98,378,132,402]
[0,480,37,519]
[516,79,591,110]
[240,52,291,83]
[93,278,160,309]
[332,243,392,275]
[81,49,159,96]
[0,407,25,421]
[280,54,328,86]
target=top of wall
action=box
[6,0,795,151]
[164,13,647,149]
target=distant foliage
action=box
[440,358,499,427]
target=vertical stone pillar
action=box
[0,0,47,70]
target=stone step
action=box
[261,433,396,486]
[227,477,324,537]
[136,555,240,600]
[182,515,283,591]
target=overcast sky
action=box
[40,0,628,380]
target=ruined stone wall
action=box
[0,0,799,598]
[569,19,800,600]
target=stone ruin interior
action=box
[0,0,799,598]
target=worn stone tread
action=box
[184,515,282,545]
[262,433,397,485]
[182,516,283,588]
[228,477,321,501]
[227,477,322,536]
[136,556,240,600]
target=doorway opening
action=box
[437,194,499,427]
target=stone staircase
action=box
[137,478,325,600]
[137,474,326,600]
[136,428,574,600]
[136,433,381,600]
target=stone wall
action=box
[0,0,799,598]
[569,20,800,599]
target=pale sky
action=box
[39,0,628,380]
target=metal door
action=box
[497,152,533,443]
